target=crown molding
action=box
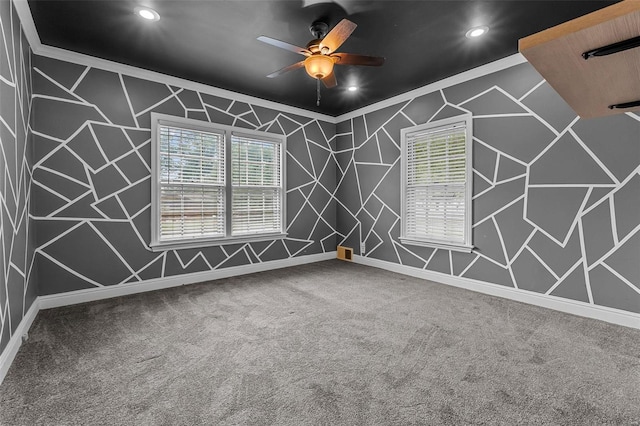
[13,0,529,124]
[11,0,335,123]
[12,0,41,48]
[335,53,529,122]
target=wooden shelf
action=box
[519,0,640,119]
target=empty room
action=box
[1,0,639,424]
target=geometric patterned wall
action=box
[3,25,639,368]
[336,62,640,314]
[30,54,337,295]
[0,0,36,355]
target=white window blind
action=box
[159,125,225,241]
[401,116,472,250]
[231,134,282,236]
[151,114,286,250]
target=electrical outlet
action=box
[360,242,366,254]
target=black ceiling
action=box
[28,1,618,116]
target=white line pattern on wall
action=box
[0,0,36,355]
[336,64,639,313]
[29,55,337,294]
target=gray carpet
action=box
[1,260,639,425]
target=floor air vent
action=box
[337,246,353,261]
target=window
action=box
[231,134,283,236]
[400,115,473,252]
[150,113,285,250]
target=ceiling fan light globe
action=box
[304,55,334,79]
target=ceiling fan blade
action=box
[257,36,311,56]
[319,19,357,54]
[266,61,305,78]
[302,0,382,15]
[321,71,337,88]
[332,53,385,66]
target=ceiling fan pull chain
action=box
[316,78,321,106]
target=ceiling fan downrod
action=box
[310,22,328,107]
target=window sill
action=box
[399,238,473,253]
[150,233,287,252]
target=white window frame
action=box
[150,113,286,251]
[400,114,473,252]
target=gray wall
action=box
[30,55,337,295]
[335,62,640,315]
[0,0,36,355]
[3,26,638,366]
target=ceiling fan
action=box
[257,19,384,103]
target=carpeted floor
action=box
[1,260,639,425]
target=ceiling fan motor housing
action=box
[309,21,329,39]
[305,22,335,79]
[306,39,323,53]
[259,18,383,87]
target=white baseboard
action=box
[0,300,40,385]
[38,252,336,310]
[354,255,640,330]
[0,252,335,385]
[2,251,638,386]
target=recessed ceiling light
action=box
[135,7,160,21]
[465,25,489,38]
[347,86,358,92]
